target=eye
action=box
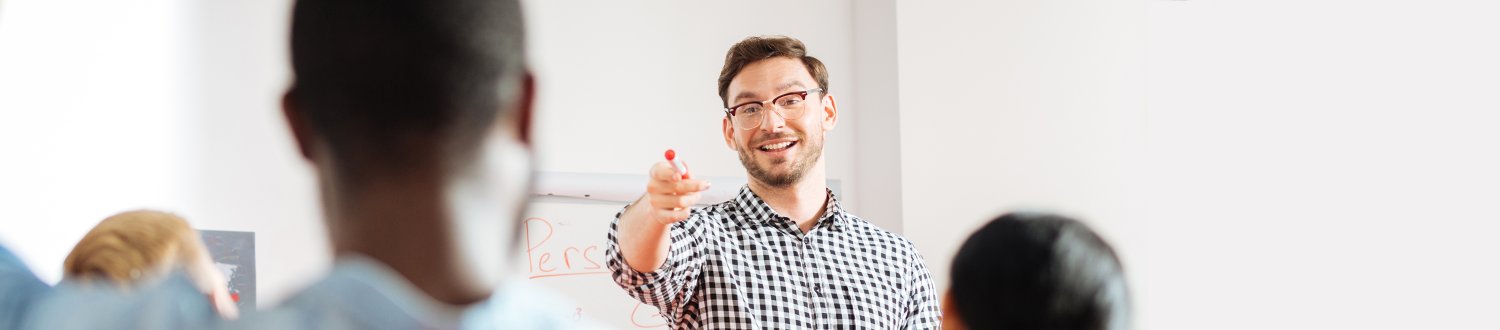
[739,104,763,115]
[780,98,802,106]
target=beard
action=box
[738,131,823,188]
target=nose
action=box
[759,108,788,132]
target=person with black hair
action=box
[944,212,1131,330]
[231,0,591,328]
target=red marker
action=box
[664,149,690,179]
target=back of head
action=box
[288,0,528,179]
[949,212,1130,330]
[284,0,535,309]
[64,210,200,287]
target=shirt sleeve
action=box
[605,206,708,320]
[903,246,943,329]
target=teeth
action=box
[759,141,794,151]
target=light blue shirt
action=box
[232,255,607,330]
[0,244,50,330]
[20,272,218,330]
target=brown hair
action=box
[717,35,829,108]
[63,210,206,287]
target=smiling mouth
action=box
[758,141,797,152]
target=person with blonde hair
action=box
[21,210,238,329]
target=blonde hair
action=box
[63,210,207,287]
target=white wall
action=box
[1144,1,1500,329]
[0,0,319,307]
[851,0,906,233]
[0,0,192,285]
[891,0,1148,300]
[892,0,1500,329]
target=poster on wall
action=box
[200,230,255,309]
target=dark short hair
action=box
[289,0,527,175]
[716,35,828,108]
[950,212,1130,330]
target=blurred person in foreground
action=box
[22,210,238,330]
[234,0,587,328]
[943,212,1131,330]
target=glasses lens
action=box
[773,92,808,120]
[732,103,764,129]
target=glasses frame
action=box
[723,88,824,130]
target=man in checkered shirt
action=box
[606,35,942,329]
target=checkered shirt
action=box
[606,186,942,329]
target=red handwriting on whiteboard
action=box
[524,217,607,279]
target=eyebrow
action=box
[731,81,809,104]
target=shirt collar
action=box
[323,254,471,328]
[731,185,848,231]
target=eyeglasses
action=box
[723,88,823,130]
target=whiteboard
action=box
[518,197,668,328]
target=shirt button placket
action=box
[804,236,820,323]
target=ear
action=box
[514,72,537,146]
[722,115,739,151]
[282,89,317,161]
[820,93,838,131]
[941,289,964,330]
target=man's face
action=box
[722,57,837,188]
